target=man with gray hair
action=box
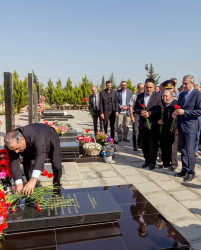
[5,123,62,195]
[173,75,201,181]
[157,89,178,170]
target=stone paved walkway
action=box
[1,108,201,249]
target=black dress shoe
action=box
[183,174,195,182]
[174,170,187,177]
[141,162,149,168]
[169,165,178,171]
[149,163,155,170]
[133,146,138,151]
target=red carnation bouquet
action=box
[170,105,181,132]
[0,149,12,180]
[141,103,151,129]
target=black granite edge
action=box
[6,212,122,233]
[55,222,122,245]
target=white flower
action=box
[83,142,102,151]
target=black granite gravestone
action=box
[5,190,122,233]
[43,110,74,119]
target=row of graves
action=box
[0,73,189,249]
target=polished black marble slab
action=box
[5,190,122,233]
[60,141,79,152]
[3,185,189,250]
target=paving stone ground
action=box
[1,108,201,249]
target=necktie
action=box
[95,96,97,111]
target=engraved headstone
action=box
[5,190,122,233]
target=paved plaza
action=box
[1,108,201,249]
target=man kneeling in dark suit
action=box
[4,123,62,195]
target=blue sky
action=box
[1,0,201,87]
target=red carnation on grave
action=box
[36,203,41,212]
[0,221,8,234]
[44,120,48,125]
[43,170,48,176]
[48,173,53,178]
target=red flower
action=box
[0,222,8,234]
[11,208,16,213]
[36,203,41,211]
[43,170,48,176]
[0,121,2,126]
[82,97,88,103]
[0,149,8,155]
[0,159,10,167]
[48,173,53,178]
[141,103,145,108]
[174,105,181,109]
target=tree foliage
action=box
[13,71,28,112]
[146,63,160,85]
[100,75,105,91]
[44,78,55,105]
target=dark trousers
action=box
[161,130,178,166]
[104,111,116,139]
[133,113,140,147]
[93,110,103,136]
[140,127,158,164]
[180,132,197,174]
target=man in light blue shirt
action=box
[116,81,133,142]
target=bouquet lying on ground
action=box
[101,145,115,157]
[44,120,71,136]
[95,132,114,147]
[0,149,12,181]
[76,129,94,145]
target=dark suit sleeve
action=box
[31,130,47,171]
[99,91,103,114]
[184,92,201,118]
[8,149,22,181]
[116,90,122,110]
[114,91,118,112]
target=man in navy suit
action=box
[173,75,201,181]
[116,81,133,142]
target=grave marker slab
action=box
[5,190,122,233]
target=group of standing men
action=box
[89,75,201,182]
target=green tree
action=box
[71,86,83,106]
[0,84,4,105]
[13,71,28,112]
[109,72,117,89]
[127,78,137,93]
[39,81,44,96]
[32,70,39,92]
[54,79,63,107]
[146,63,160,85]
[63,77,73,103]
[45,78,55,105]
[79,75,93,100]
[100,75,105,91]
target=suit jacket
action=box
[134,91,163,129]
[162,99,178,132]
[7,123,60,181]
[89,93,100,111]
[117,89,133,115]
[177,88,201,133]
[99,89,118,115]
